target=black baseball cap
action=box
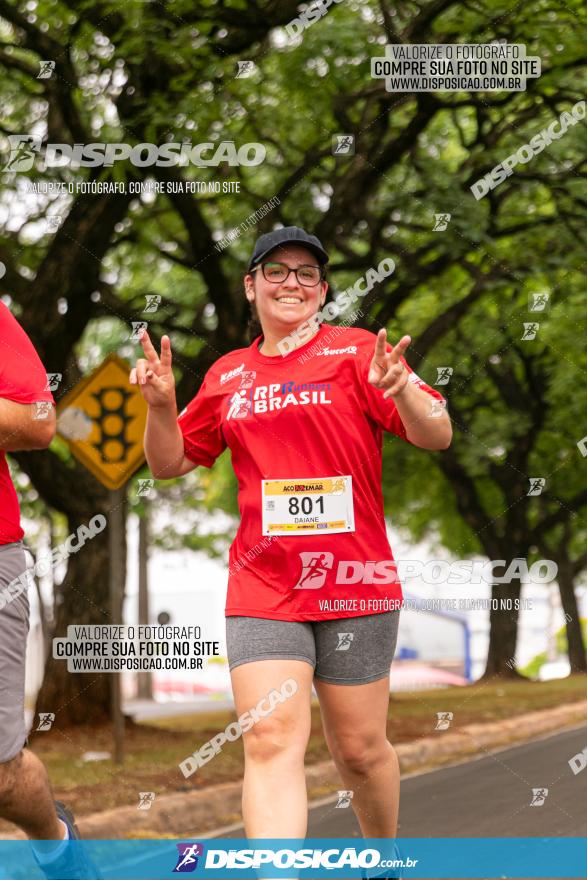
[248,226,329,272]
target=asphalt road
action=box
[34,723,582,880]
[208,724,587,878]
[213,723,587,839]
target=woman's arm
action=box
[144,402,196,479]
[387,380,452,450]
[130,331,197,479]
[367,329,452,450]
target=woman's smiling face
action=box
[245,244,328,336]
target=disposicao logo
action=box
[173,843,204,873]
[2,136,266,171]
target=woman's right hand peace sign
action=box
[129,330,176,409]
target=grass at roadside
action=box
[5,675,586,825]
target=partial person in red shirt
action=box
[0,302,98,878]
[131,227,452,876]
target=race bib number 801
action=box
[261,476,355,536]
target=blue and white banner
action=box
[1,837,586,878]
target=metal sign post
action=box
[56,353,148,766]
[137,503,153,700]
[109,487,126,764]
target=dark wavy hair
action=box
[247,299,263,344]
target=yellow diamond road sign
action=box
[56,353,147,490]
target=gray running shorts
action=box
[226,610,400,685]
[0,541,30,763]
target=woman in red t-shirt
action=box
[131,227,451,875]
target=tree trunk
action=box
[481,580,525,679]
[137,507,152,700]
[34,505,127,726]
[557,559,587,673]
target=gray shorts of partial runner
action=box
[226,610,401,685]
[0,541,30,763]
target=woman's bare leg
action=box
[231,659,315,838]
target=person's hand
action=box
[367,329,411,399]
[129,331,176,408]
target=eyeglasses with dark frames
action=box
[251,261,324,287]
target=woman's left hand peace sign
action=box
[368,329,412,399]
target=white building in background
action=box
[122,523,587,688]
[23,514,586,711]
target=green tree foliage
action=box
[1,0,586,720]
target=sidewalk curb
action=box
[74,698,587,838]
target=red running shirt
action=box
[0,302,55,544]
[178,325,446,620]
